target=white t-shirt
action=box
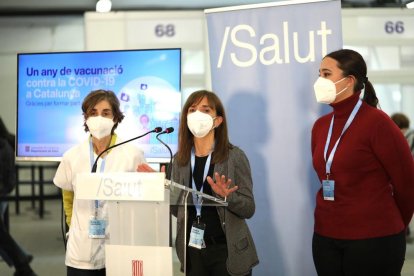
[53,136,146,270]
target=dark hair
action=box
[391,113,410,129]
[81,89,124,133]
[326,49,378,108]
[175,90,231,166]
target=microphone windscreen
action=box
[154,127,162,133]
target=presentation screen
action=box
[16,48,181,162]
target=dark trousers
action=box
[312,231,406,276]
[0,202,34,275]
[187,243,252,276]
[67,266,106,276]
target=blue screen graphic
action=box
[17,48,181,162]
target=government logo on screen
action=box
[132,259,143,276]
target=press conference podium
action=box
[75,172,227,276]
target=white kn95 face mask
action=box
[86,116,115,139]
[313,77,347,104]
[187,110,215,138]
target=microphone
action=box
[158,127,174,135]
[91,126,162,173]
[156,127,174,179]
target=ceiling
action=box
[0,0,279,15]
[0,0,408,15]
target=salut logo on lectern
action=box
[96,176,143,198]
[132,260,143,276]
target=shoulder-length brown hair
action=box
[175,90,232,166]
[81,89,124,133]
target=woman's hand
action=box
[207,172,238,199]
[137,163,165,173]
[137,163,156,172]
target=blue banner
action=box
[205,1,342,274]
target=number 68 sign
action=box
[127,16,205,45]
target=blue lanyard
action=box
[190,149,212,217]
[89,138,107,213]
[89,138,107,173]
[324,99,362,177]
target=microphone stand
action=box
[91,127,162,173]
[155,127,174,180]
[155,127,174,247]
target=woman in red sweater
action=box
[311,49,414,276]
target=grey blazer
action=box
[172,146,259,276]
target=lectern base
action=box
[105,244,173,276]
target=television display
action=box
[16,48,181,162]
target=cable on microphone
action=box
[91,126,162,173]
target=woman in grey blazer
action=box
[171,90,259,276]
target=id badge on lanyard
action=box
[89,200,106,239]
[88,139,107,239]
[322,178,335,201]
[188,149,211,249]
[188,219,206,249]
[323,99,362,201]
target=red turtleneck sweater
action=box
[311,92,414,239]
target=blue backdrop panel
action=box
[205,1,342,274]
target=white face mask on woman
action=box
[313,77,348,104]
[187,110,215,138]
[86,116,115,139]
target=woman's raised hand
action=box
[207,172,238,198]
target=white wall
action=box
[0,16,84,133]
[83,11,210,101]
[342,8,414,123]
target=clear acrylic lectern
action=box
[75,172,227,276]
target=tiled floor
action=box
[0,199,183,276]
[0,200,66,276]
[1,199,414,276]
